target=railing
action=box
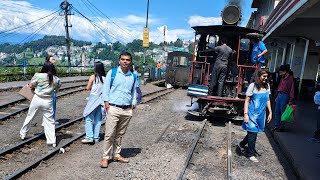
[0,65,166,83]
[0,65,95,82]
[146,67,165,82]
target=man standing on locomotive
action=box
[251,37,268,68]
[209,37,233,96]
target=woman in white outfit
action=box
[20,61,61,147]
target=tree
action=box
[173,38,183,47]
[112,41,126,52]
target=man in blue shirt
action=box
[100,52,137,168]
[251,37,268,67]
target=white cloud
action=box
[188,15,222,26]
[153,26,194,43]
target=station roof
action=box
[263,0,320,41]
[192,25,264,36]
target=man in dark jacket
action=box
[209,38,233,96]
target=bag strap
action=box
[110,67,117,88]
[131,72,137,93]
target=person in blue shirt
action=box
[100,52,137,168]
[251,37,268,67]
[133,65,142,104]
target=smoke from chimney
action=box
[225,0,242,11]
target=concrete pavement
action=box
[267,101,320,180]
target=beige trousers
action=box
[20,94,56,144]
[103,106,132,159]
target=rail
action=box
[2,87,175,179]
[177,119,207,180]
[0,83,86,121]
[227,121,232,180]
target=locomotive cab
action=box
[187,25,265,120]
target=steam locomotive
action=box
[187,4,265,120]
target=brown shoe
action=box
[113,156,129,163]
[100,158,109,168]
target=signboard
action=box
[143,27,149,48]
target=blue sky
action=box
[0,0,255,44]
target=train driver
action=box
[209,37,233,96]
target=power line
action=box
[77,0,130,42]
[83,0,131,36]
[18,14,59,44]
[0,9,61,35]
[71,5,125,44]
[0,10,63,43]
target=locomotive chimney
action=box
[221,4,242,25]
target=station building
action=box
[247,0,320,100]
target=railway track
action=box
[1,87,175,180]
[177,120,233,180]
[0,82,87,121]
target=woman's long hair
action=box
[94,62,106,83]
[45,55,52,62]
[254,68,269,90]
[40,61,57,85]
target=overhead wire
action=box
[18,13,60,44]
[0,9,61,35]
[83,0,131,37]
[71,5,125,44]
[77,0,129,42]
[0,10,62,43]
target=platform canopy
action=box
[263,0,320,41]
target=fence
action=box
[146,67,165,82]
[0,65,95,82]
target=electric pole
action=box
[61,0,72,71]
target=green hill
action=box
[0,35,92,54]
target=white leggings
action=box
[20,94,56,144]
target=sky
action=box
[0,0,255,44]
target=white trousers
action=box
[20,94,56,144]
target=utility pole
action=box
[61,0,72,72]
[163,26,166,45]
[142,0,150,83]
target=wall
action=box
[304,41,320,80]
[290,39,306,78]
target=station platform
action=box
[0,76,90,91]
[267,101,320,180]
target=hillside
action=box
[0,35,92,54]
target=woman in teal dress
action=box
[238,69,272,162]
